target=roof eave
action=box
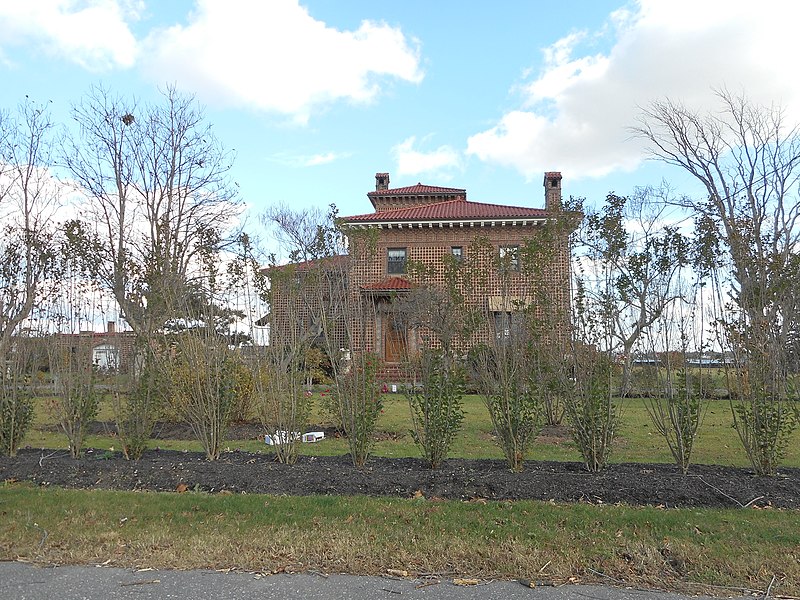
[342,217,551,229]
[367,187,467,198]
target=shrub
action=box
[51,373,99,459]
[725,343,800,476]
[169,333,252,461]
[253,355,312,465]
[729,365,799,476]
[404,349,465,469]
[0,380,33,457]
[541,389,566,427]
[112,356,167,460]
[645,367,704,474]
[564,351,619,472]
[732,394,799,476]
[334,351,383,467]
[472,343,540,473]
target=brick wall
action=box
[50,328,137,374]
[268,221,574,382]
[266,259,351,357]
[349,221,573,368]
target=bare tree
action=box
[262,203,342,263]
[0,99,60,360]
[62,85,241,338]
[60,86,242,460]
[261,204,349,367]
[635,90,800,474]
[0,100,60,455]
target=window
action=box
[494,312,524,344]
[387,248,407,274]
[499,245,520,271]
[92,344,119,371]
[450,246,463,261]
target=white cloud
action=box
[302,151,344,167]
[141,0,423,123]
[392,136,461,178]
[0,0,141,71]
[467,0,800,180]
[266,150,351,167]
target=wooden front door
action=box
[383,314,406,363]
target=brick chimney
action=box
[107,321,116,334]
[544,171,562,211]
[375,172,390,191]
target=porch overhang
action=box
[360,276,414,297]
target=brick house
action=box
[267,171,575,381]
[50,321,137,374]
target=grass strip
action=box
[27,395,800,467]
[0,484,797,596]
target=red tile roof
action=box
[262,254,348,273]
[361,276,413,291]
[368,183,466,197]
[344,198,549,223]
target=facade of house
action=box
[51,321,137,373]
[268,171,575,380]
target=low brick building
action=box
[267,172,576,380]
[50,321,137,374]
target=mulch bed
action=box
[2,447,798,509]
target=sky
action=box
[2,0,799,249]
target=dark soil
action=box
[2,446,799,509]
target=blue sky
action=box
[1,0,798,246]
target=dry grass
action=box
[1,483,798,597]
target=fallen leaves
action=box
[386,568,408,577]
[518,578,557,588]
[452,578,480,586]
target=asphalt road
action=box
[0,562,751,600]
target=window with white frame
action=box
[387,248,407,274]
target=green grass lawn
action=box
[1,483,797,595]
[24,392,800,467]
[8,388,800,596]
